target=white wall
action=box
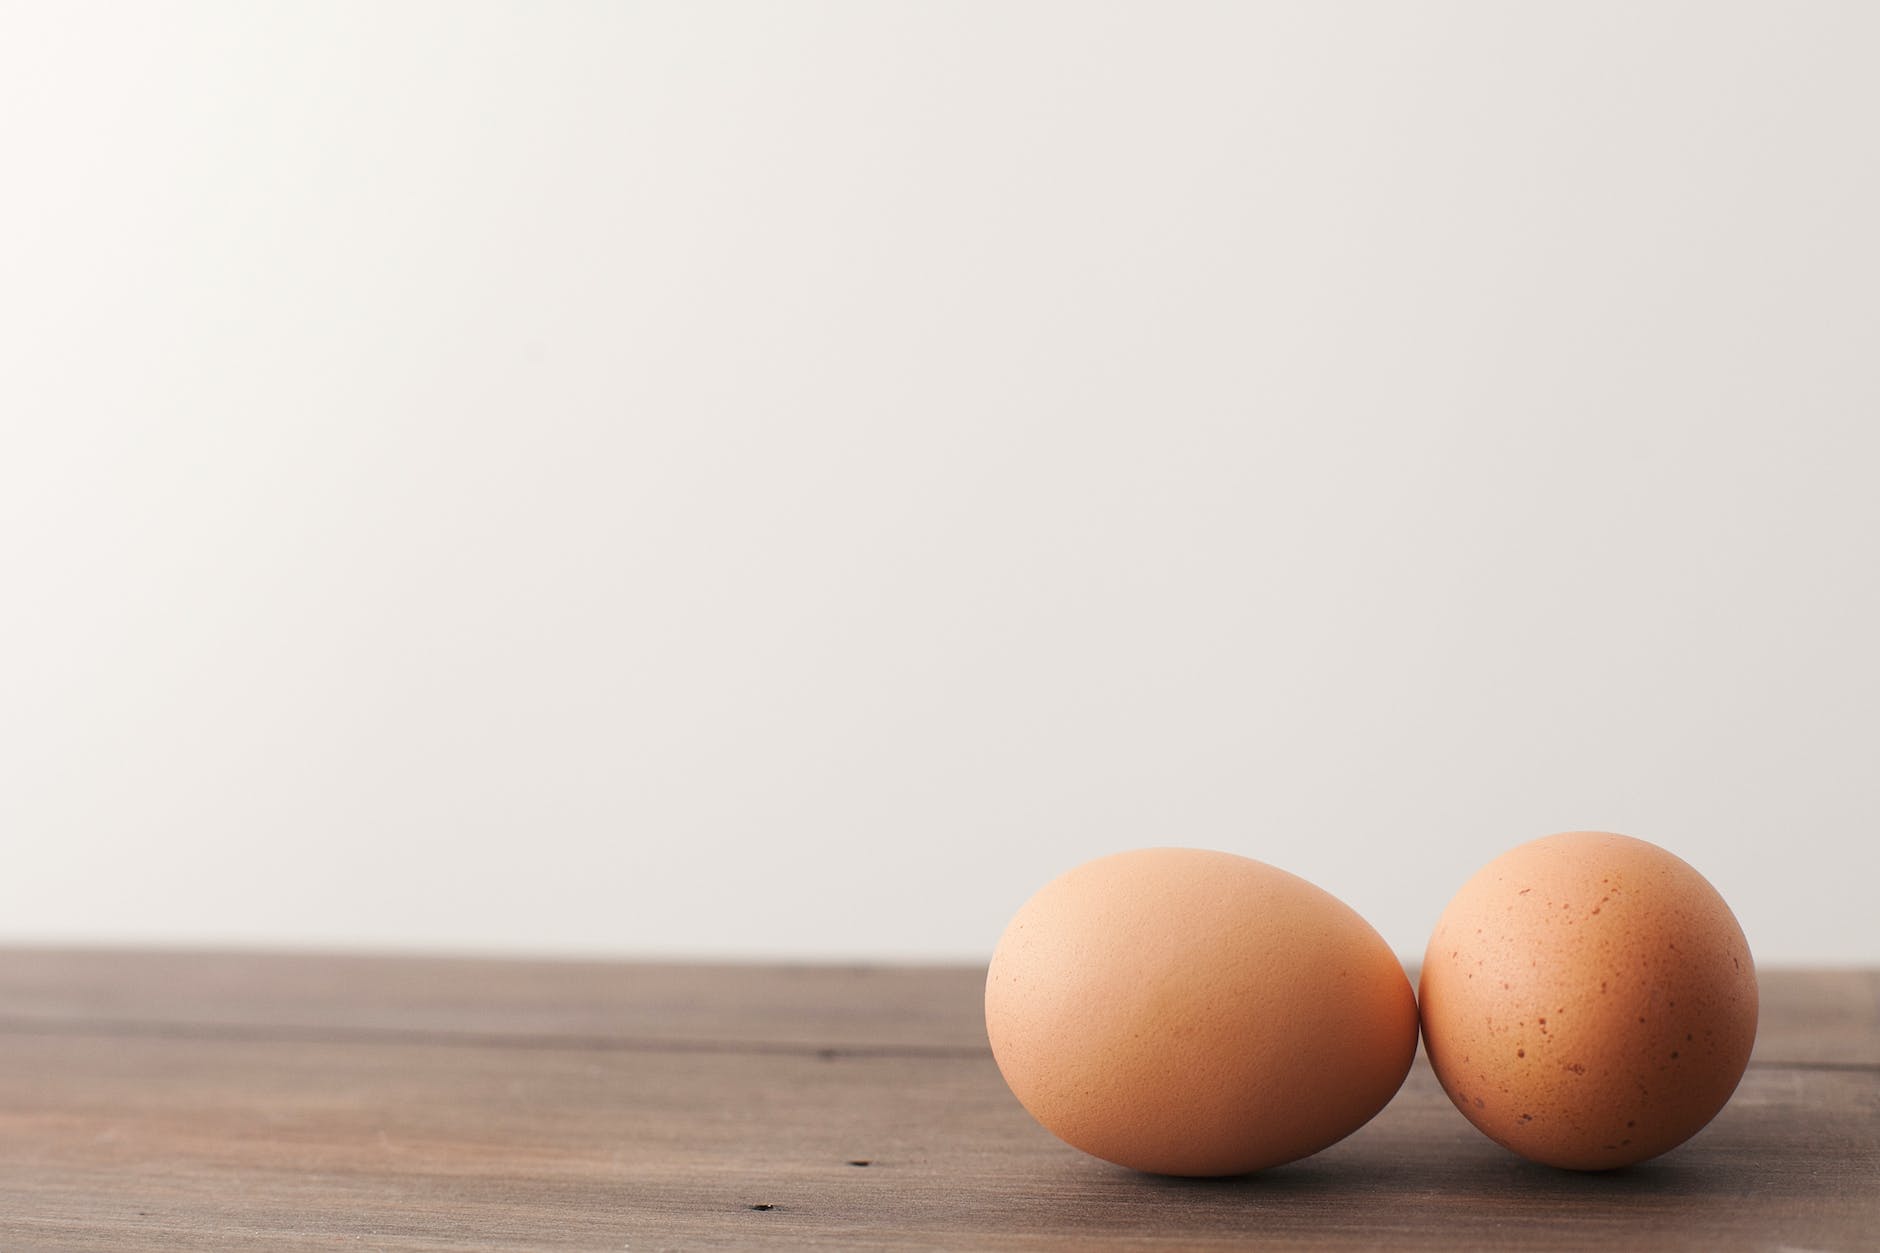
[3,3,1875,965]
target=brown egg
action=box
[1420,831,1758,1171]
[984,847,1418,1176]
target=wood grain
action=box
[1,950,1874,1251]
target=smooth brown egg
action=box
[1420,831,1758,1170]
[985,847,1418,1176]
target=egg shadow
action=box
[967,1053,1868,1244]
[1354,1121,1853,1208]
[1125,1155,1348,1197]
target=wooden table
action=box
[1,952,1874,1251]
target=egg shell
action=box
[985,847,1418,1177]
[1420,831,1758,1171]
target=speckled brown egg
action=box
[984,847,1418,1176]
[1420,831,1757,1171]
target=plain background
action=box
[2,3,1875,965]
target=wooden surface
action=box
[1,952,1874,1251]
